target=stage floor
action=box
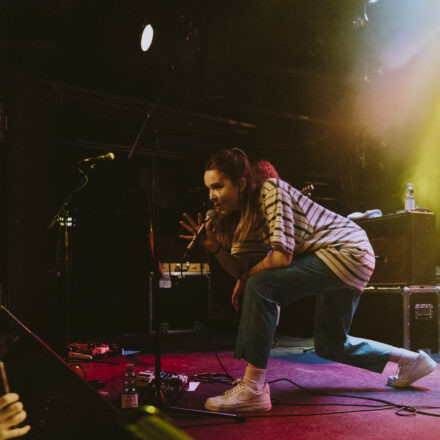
[71,333,440,440]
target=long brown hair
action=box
[204,147,259,248]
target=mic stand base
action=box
[144,382,245,421]
[152,386,167,409]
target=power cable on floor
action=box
[263,377,440,418]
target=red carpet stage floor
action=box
[74,336,440,440]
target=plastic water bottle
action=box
[404,183,415,211]
[121,364,139,409]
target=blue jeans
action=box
[234,253,393,372]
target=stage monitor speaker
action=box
[0,306,130,440]
[0,306,198,440]
[355,211,436,286]
[0,307,190,440]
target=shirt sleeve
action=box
[260,179,295,255]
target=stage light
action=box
[140,23,154,52]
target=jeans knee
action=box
[245,273,270,299]
[242,274,279,321]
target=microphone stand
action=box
[47,162,96,357]
[127,21,243,421]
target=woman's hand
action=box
[232,273,248,311]
[179,212,220,253]
[0,393,30,440]
[249,250,292,276]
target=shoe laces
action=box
[395,358,414,380]
[223,379,246,397]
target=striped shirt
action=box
[231,178,375,291]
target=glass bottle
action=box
[121,363,139,409]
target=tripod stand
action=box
[127,21,243,422]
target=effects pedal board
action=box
[136,370,188,388]
[67,342,122,360]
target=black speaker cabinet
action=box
[0,306,129,440]
[149,265,211,334]
[355,211,436,286]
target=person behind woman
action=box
[251,160,280,185]
[180,147,437,413]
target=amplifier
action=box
[350,286,440,353]
[161,262,210,276]
[355,211,436,286]
[149,264,211,334]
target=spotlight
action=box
[140,22,154,52]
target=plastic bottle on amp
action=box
[404,183,415,211]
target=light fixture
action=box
[140,22,154,52]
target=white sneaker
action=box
[204,380,272,412]
[388,350,437,387]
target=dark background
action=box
[0,0,438,347]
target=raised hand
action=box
[179,212,220,253]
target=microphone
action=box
[78,152,115,164]
[184,209,217,257]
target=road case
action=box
[350,286,440,354]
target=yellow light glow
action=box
[409,88,440,213]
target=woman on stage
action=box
[180,147,436,413]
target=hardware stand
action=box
[127,22,242,421]
[47,163,95,356]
